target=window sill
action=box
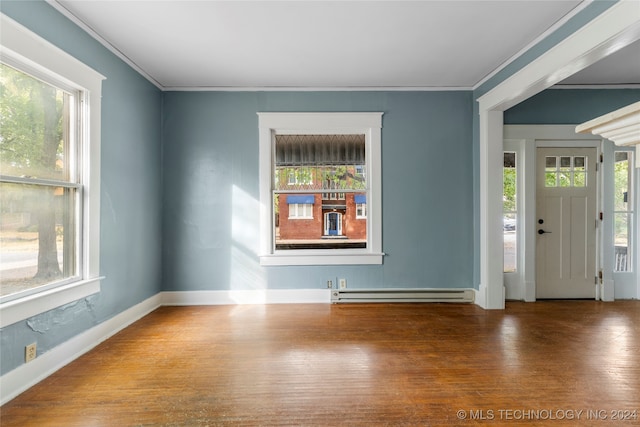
[260,253,384,266]
[0,277,103,328]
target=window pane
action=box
[545,172,557,187]
[503,153,516,212]
[559,172,571,187]
[503,214,517,273]
[614,213,631,272]
[560,156,571,169]
[574,172,586,187]
[545,156,556,169]
[0,63,73,181]
[274,135,366,192]
[273,134,368,250]
[614,152,630,211]
[0,182,77,297]
[274,192,366,250]
[503,152,516,273]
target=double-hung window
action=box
[258,113,383,265]
[0,15,103,327]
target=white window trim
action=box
[288,203,313,219]
[258,112,383,266]
[0,14,105,328]
[356,203,367,219]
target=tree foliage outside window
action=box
[0,63,78,298]
[503,152,517,273]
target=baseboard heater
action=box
[331,288,475,304]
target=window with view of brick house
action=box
[274,134,366,250]
[258,112,383,266]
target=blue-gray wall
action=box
[504,89,640,124]
[162,91,474,292]
[0,1,163,375]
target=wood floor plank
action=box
[1,301,639,426]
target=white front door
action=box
[324,212,342,236]
[536,147,597,299]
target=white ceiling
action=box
[51,0,640,90]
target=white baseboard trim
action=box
[0,293,162,405]
[474,285,486,309]
[161,289,331,305]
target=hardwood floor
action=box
[2,301,639,426]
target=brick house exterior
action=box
[277,192,366,241]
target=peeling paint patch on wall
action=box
[26,296,98,333]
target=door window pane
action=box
[544,156,588,188]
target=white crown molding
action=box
[472,0,593,90]
[161,85,473,92]
[45,0,163,90]
[46,0,623,93]
[551,84,640,89]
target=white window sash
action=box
[0,15,105,327]
[258,112,383,266]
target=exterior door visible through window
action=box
[324,212,342,236]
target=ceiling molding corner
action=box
[45,0,164,90]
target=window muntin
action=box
[614,151,633,272]
[289,203,313,219]
[356,203,367,219]
[545,155,587,187]
[258,112,383,266]
[0,63,81,301]
[503,152,517,273]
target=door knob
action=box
[538,229,551,235]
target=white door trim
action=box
[504,126,605,301]
[476,2,640,309]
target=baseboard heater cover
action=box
[331,288,475,303]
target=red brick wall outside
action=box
[278,193,367,240]
[278,194,323,240]
[344,194,366,239]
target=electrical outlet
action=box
[339,278,347,289]
[25,342,37,363]
[327,280,333,288]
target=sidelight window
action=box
[613,151,633,272]
[503,152,517,273]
